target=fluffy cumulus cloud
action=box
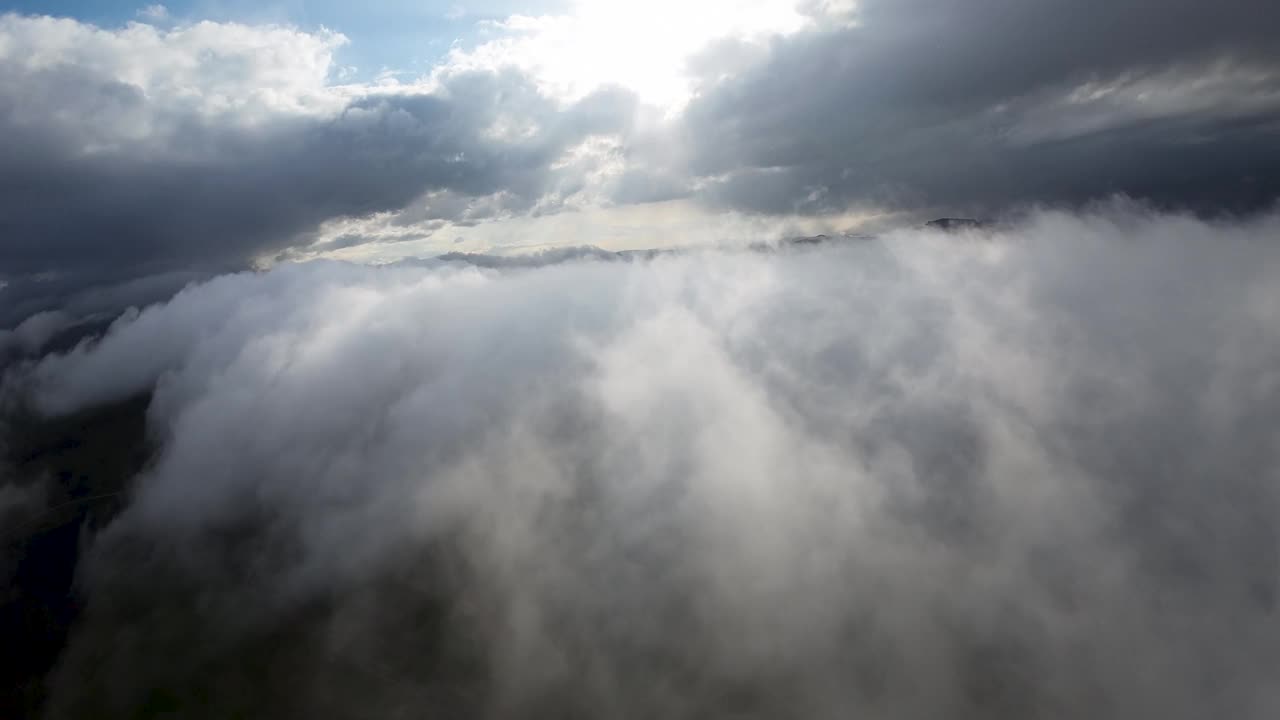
[0,13,639,327]
[5,208,1280,717]
[441,0,817,109]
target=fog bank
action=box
[5,208,1280,718]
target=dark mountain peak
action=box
[925,218,989,232]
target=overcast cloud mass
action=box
[2,1,1280,718]
[0,0,1277,322]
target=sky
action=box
[2,0,557,75]
[4,4,1280,717]
[1,0,1278,323]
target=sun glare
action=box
[451,0,810,110]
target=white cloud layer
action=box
[9,208,1280,717]
[0,13,348,146]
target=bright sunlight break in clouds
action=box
[444,0,819,109]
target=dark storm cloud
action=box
[0,16,636,327]
[682,0,1280,216]
[0,70,629,272]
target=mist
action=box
[5,207,1280,718]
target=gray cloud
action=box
[0,70,629,271]
[680,0,1280,216]
[5,5,1280,715]
[6,4,1279,330]
[6,207,1280,718]
[0,15,637,326]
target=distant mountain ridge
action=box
[924,218,990,232]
